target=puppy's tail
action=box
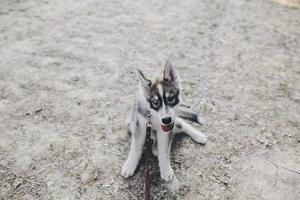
[177,104,203,125]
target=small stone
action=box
[256,138,264,144]
[34,108,43,114]
[233,113,239,121]
[261,127,267,133]
[81,171,91,184]
[265,133,272,139]
[71,76,80,82]
[265,143,272,149]
[13,178,22,188]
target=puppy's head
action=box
[137,61,181,133]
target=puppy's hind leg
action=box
[121,123,146,178]
[174,118,207,144]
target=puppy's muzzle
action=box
[161,117,174,132]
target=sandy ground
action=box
[0,0,299,199]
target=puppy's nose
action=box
[162,117,172,125]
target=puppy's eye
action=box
[167,95,175,103]
[151,98,159,108]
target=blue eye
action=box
[167,96,174,102]
[151,97,159,108]
[167,95,176,104]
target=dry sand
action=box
[0,0,299,199]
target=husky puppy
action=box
[121,61,207,181]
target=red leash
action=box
[144,111,152,200]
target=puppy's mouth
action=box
[161,123,174,132]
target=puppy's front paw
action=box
[161,168,174,182]
[121,161,136,178]
[193,131,207,144]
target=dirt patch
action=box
[0,0,299,199]
[231,150,300,199]
[272,0,300,8]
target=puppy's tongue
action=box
[161,123,174,132]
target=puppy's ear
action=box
[137,69,151,89]
[163,60,179,84]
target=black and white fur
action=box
[121,61,207,181]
